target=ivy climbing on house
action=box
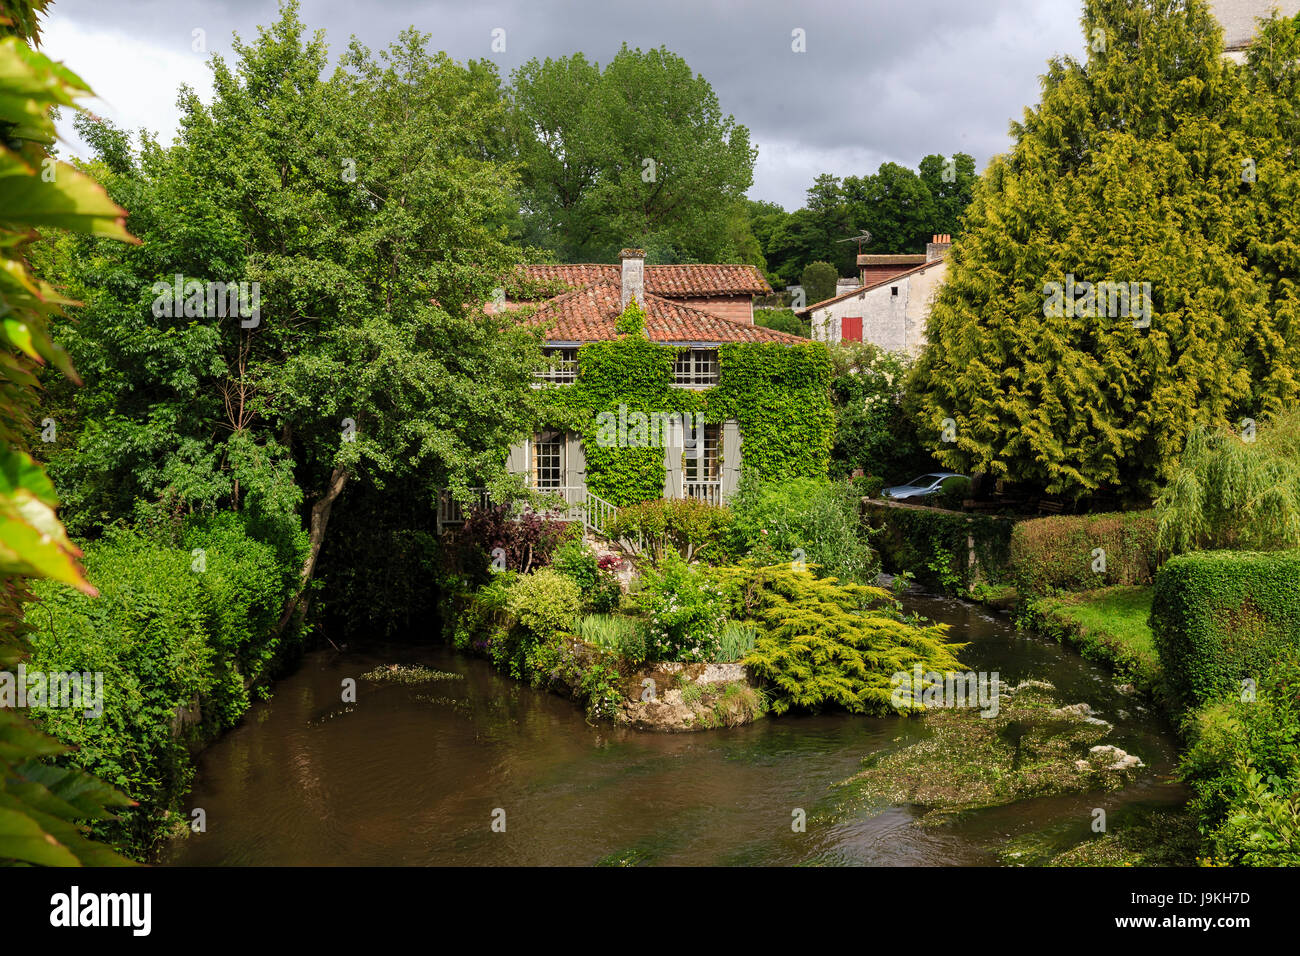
[535,301,834,506]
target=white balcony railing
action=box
[682,480,722,505]
[437,486,618,537]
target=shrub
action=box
[505,569,583,641]
[459,503,572,574]
[851,474,885,499]
[1181,652,1300,866]
[1010,511,1156,596]
[1156,412,1300,555]
[828,343,929,482]
[550,537,621,612]
[1151,549,1300,709]
[754,308,808,337]
[712,564,965,715]
[24,514,303,855]
[634,551,728,662]
[605,498,732,563]
[728,476,876,582]
[800,260,839,305]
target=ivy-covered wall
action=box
[537,306,834,506]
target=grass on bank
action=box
[1023,586,1160,695]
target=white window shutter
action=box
[720,421,742,501]
[663,417,683,499]
[566,431,586,492]
[506,440,527,477]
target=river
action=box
[160,593,1186,866]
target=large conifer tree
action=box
[913,0,1300,501]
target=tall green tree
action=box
[753,154,976,285]
[511,44,756,263]
[47,4,545,634]
[842,162,936,256]
[913,0,1300,501]
[918,152,977,238]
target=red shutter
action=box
[842,316,863,342]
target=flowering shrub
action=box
[828,342,928,481]
[550,537,622,612]
[634,552,728,661]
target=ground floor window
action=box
[532,430,564,489]
[683,423,721,483]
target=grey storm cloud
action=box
[50,0,1086,209]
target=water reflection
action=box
[162,593,1185,866]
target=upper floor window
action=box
[537,347,578,384]
[673,348,719,388]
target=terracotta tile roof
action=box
[796,258,947,315]
[523,280,805,345]
[515,263,771,298]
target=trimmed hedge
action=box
[1010,511,1156,596]
[1151,549,1300,709]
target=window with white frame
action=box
[536,347,578,384]
[673,348,719,387]
[682,423,721,482]
[532,430,564,489]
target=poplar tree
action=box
[913,0,1300,501]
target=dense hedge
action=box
[1010,511,1156,596]
[23,514,306,855]
[1151,549,1300,709]
[864,501,1015,594]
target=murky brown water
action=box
[160,594,1186,866]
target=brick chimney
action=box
[619,248,645,309]
[926,234,951,261]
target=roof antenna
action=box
[836,230,874,255]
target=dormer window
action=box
[673,348,719,388]
[537,347,578,384]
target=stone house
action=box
[797,235,950,354]
[499,250,807,509]
[1209,0,1300,62]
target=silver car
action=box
[883,472,967,500]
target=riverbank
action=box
[162,593,1190,866]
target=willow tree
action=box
[1156,411,1300,554]
[912,0,1300,502]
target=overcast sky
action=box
[41,0,1086,211]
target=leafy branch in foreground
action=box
[0,0,135,865]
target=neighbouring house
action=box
[440,249,833,530]
[797,234,951,353]
[1210,0,1300,62]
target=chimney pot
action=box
[926,234,952,261]
[619,247,645,309]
